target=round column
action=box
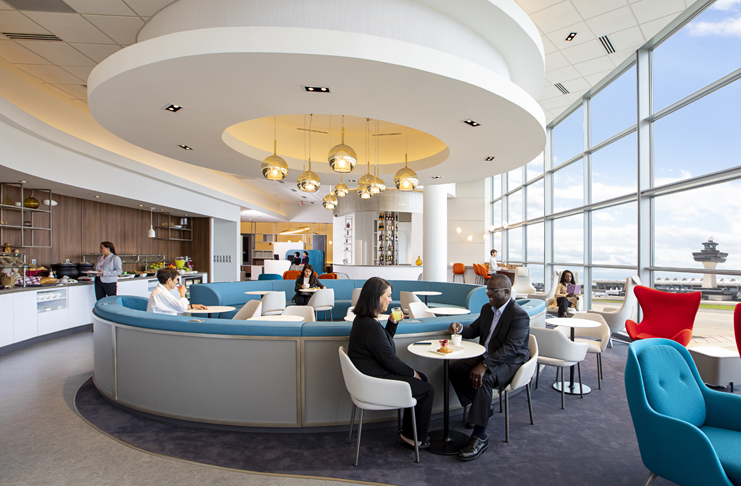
[423,185,447,281]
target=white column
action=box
[423,185,447,281]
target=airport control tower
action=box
[692,237,728,289]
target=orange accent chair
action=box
[452,263,466,283]
[283,270,301,280]
[473,263,481,284]
[625,286,701,346]
[318,273,337,279]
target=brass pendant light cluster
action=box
[260,115,419,208]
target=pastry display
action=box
[437,339,454,354]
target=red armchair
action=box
[625,286,701,346]
[734,303,741,357]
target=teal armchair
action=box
[625,338,741,486]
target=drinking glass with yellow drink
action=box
[391,307,403,322]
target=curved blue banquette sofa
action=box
[92,280,545,430]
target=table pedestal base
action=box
[552,381,591,395]
[427,429,470,455]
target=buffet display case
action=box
[373,212,399,266]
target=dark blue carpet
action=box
[75,343,679,485]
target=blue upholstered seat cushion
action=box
[638,344,706,427]
[701,426,741,486]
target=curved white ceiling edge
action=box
[0,64,288,220]
[88,27,545,184]
[138,0,544,98]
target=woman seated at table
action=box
[147,268,206,315]
[293,264,325,305]
[348,277,433,450]
[554,269,579,318]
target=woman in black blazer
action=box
[347,277,433,450]
[293,264,325,305]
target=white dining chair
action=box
[345,306,356,321]
[400,291,422,315]
[501,334,539,442]
[261,291,286,316]
[231,300,262,320]
[588,276,641,346]
[408,302,435,319]
[308,288,335,321]
[559,312,610,390]
[527,268,559,301]
[351,288,362,307]
[281,305,315,322]
[530,327,588,409]
[512,267,537,296]
[338,346,420,466]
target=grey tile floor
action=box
[0,331,342,486]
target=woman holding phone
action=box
[347,277,433,450]
[94,241,123,301]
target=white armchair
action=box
[231,300,262,320]
[530,327,588,409]
[261,291,286,316]
[338,347,420,466]
[281,305,315,322]
[512,267,537,295]
[528,268,559,301]
[588,276,641,343]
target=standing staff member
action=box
[95,241,123,300]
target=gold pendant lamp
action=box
[297,114,321,192]
[261,116,288,181]
[394,127,418,191]
[334,173,349,197]
[322,172,338,209]
[328,115,357,173]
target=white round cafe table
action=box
[412,290,441,305]
[545,317,600,395]
[245,290,274,295]
[186,306,235,318]
[343,314,390,322]
[407,340,485,455]
[248,315,304,322]
[429,307,471,316]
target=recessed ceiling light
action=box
[94,195,100,198]
[456,227,462,233]
[138,204,143,207]
[179,144,193,150]
[304,86,330,93]
[19,180,27,183]
[565,32,577,41]
[348,179,357,183]
[484,156,495,161]
[165,104,183,112]
[467,235,473,241]
[463,119,481,127]
[431,176,443,179]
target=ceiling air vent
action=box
[555,83,569,94]
[2,32,63,41]
[599,36,616,54]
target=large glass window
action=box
[553,106,583,165]
[592,203,637,266]
[526,222,544,263]
[492,174,502,199]
[590,268,639,315]
[526,179,544,220]
[528,264,545,293]
[590,133,637,204]
[590,65,637,145]
[508,227,523,262]
[553,159,584,213]
[554,214,583,264]
[653,3,741,112]
[508,189,523,225]
[492,200,501,228]
[527,154,544,182]
[509,168,523,190]
[654,80,741,185]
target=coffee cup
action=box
[450,334,462,346]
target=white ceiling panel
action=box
[609,26,646,52]
[62,0,137,16]
[83,14,143,45]
[514,0,565,16]
[560,39,606,64]
[630,0,685,24]
[570,0,628,20]
[69,42,120,62]
[544,51,570,71]
[544,65,582,83]
[121,0,175,17]
[564,91,585,103]
[70,99,89,109]
[43,82,76,98]
[537,84,565,100]
[0,0,12,9]
[22,11,115,44]
[15,63,83,84]
[530,1,583,33]
[546,21,596,49]
[572,56,615,76]
[0,10,51,34]
[0,39,49,63]
[59,64,93,80]
[586,6,638,36]
[16,40,94,65]
[584,69,615,86]
[639,13,680,40]
[541,35,557,54]
[562,77,591,92]
[52,83,88,98]
[540,96,572,110]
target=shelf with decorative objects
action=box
[0,183,53,248]
[373,211,399,266]
[156,211,192,241]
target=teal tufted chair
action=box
[625,338,741,486]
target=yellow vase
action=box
[415,256,423,266]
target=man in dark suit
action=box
[448,274,530,461]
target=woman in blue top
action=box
[95,241,123,300]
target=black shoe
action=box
[458,436,489,461]
[465,408,495,428]
[397,432,430,450]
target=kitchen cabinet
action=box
[0,294,13,347]
[13,291,37,343]
[68,285,95,326]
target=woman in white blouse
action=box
[147,268,206,315]
[95,241,123,301]
[488,249,501,275]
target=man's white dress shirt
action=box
[147,284,189,315]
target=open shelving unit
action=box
[0,183,52,248]
[373,211,399,266]
[156,211,192,241]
